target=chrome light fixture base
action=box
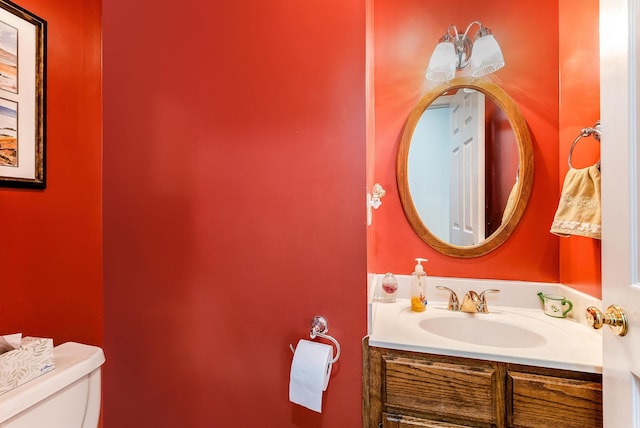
[452,33,473,69]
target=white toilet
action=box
[0,342,105,428]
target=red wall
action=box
[371,0,561,282]
[0,0,103,345]
[102,0,366,427]
[558,0,601,298]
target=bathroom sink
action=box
[419,316,548,348]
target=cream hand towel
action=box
[550,164,601,239]
[502,181,519,224]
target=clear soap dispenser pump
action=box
[410,258,428,312]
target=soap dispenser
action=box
[410,258,428,312]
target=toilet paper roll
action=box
[288,339,333,413]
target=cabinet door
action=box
[383,355,502,426]
[382,413,473,428]
[506,371,602,428]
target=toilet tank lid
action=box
[0,342,105,423]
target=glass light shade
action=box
[470,34,505,77]
[426,41,456,82]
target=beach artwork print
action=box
[0,98,17,167]
[0,1,45,187]
[0,20,16,93]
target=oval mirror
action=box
[397,76,533,258]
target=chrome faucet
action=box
[463,289,500,313]
[437,286,500,313]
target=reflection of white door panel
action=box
[601,1,640,425]
[448,90,485,245]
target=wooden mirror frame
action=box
[397,76,534,258]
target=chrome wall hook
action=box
[289,315,341,365]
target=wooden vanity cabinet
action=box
[363,339,602,428]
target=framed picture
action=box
[0,0,45,188]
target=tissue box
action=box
[0,337,55,395]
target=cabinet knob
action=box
[585,304,628,336]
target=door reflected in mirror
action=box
[397,77,533,257]
[408,88,519,246]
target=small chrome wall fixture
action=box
[568,120,601,169]
[367,183,386,226]
[289,316,341,364]
[426,21,505,82]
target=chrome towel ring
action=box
[568,120,601,169]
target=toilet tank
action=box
[0,342,105,428]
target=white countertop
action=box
[367,275,603,374]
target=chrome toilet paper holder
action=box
[289,315,341,364]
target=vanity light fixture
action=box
[425,21,505,82]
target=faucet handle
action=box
[436,286,460,311]
[478,289,500,299]
[478,289,500,312]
